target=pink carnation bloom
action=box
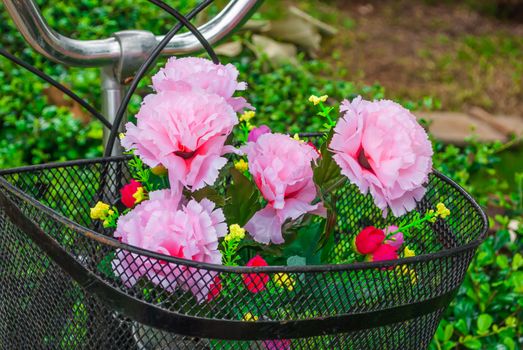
[122,90,238,200]
[112,190,227,303]
[330,96,433,217]
[243,133,326,244]
[248,125,271,143]
[152,57,251,112]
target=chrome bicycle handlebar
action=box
[2,0,261,67]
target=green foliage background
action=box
[0,0,521,348]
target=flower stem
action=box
[386,213,436,239]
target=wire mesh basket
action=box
[0,1,488,349]
[0,155,487,349]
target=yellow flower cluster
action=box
[225,224,246,242]
[90,201,111,220]
[403,246,416,258]
[273,273,295,291]
[436,203,450,219]
[234,159,249,173]
[132,187,147,204]
[90,201,116,228]
[428,202,451,222]
[240,111,255,122]
[308,95,328,105]
[243,312,259,322]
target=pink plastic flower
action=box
[122,90,238,199]
[112,190,227,303]
[152,57,251,112]
[330,96,433,217]
[384,225,404,249]
[248,125,271,143]
[242,133,325,244]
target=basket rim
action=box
[0,155,489,273]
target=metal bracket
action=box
[112,30,157,83]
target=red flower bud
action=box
[353,226,385,255]
[370,243,398,262]
[243,255,269,293]
[120,179,143,208]
[207,276,222,302]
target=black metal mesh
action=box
[0,153,486,349]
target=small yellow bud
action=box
[309,95,320,105]
[132,187,147,204]
[273,273,295,291]
[90,201,110,220]
[404,246,416,258]
[436,203,450,219]
[243,312,259,322]
[234,159,249,173]
[292,133,302,142]
[427,209,437,223]
[151,164,168,176]
[225,224,246,242]
[119,133,125,140]
[240,111,255,122]
[308,95,328,105]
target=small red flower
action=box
[370,243,398,262]
[243,255,269,293]
[207,276,222,302]
[353,226,385,255]
[263,339,291,350]
[120,179,143,208]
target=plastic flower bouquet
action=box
[90,57,456,316]
[0,54,487,350]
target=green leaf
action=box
[503,337,516,350]
[462,337,482,349]
[287,255,307,266]
[512,271,523,293]
[313,130,342,192]
[443,324,454,341]
[223,168,262,227]
[443,342,456,350]
[283,220,325,264]
[455,318,469,334]
[496,255,509,269]
[316,202,337,251]
[97,252,115,278]
[320,229,336,263]
[192,186,225,207]
[477,313,493,332]
[512,253,523,270]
